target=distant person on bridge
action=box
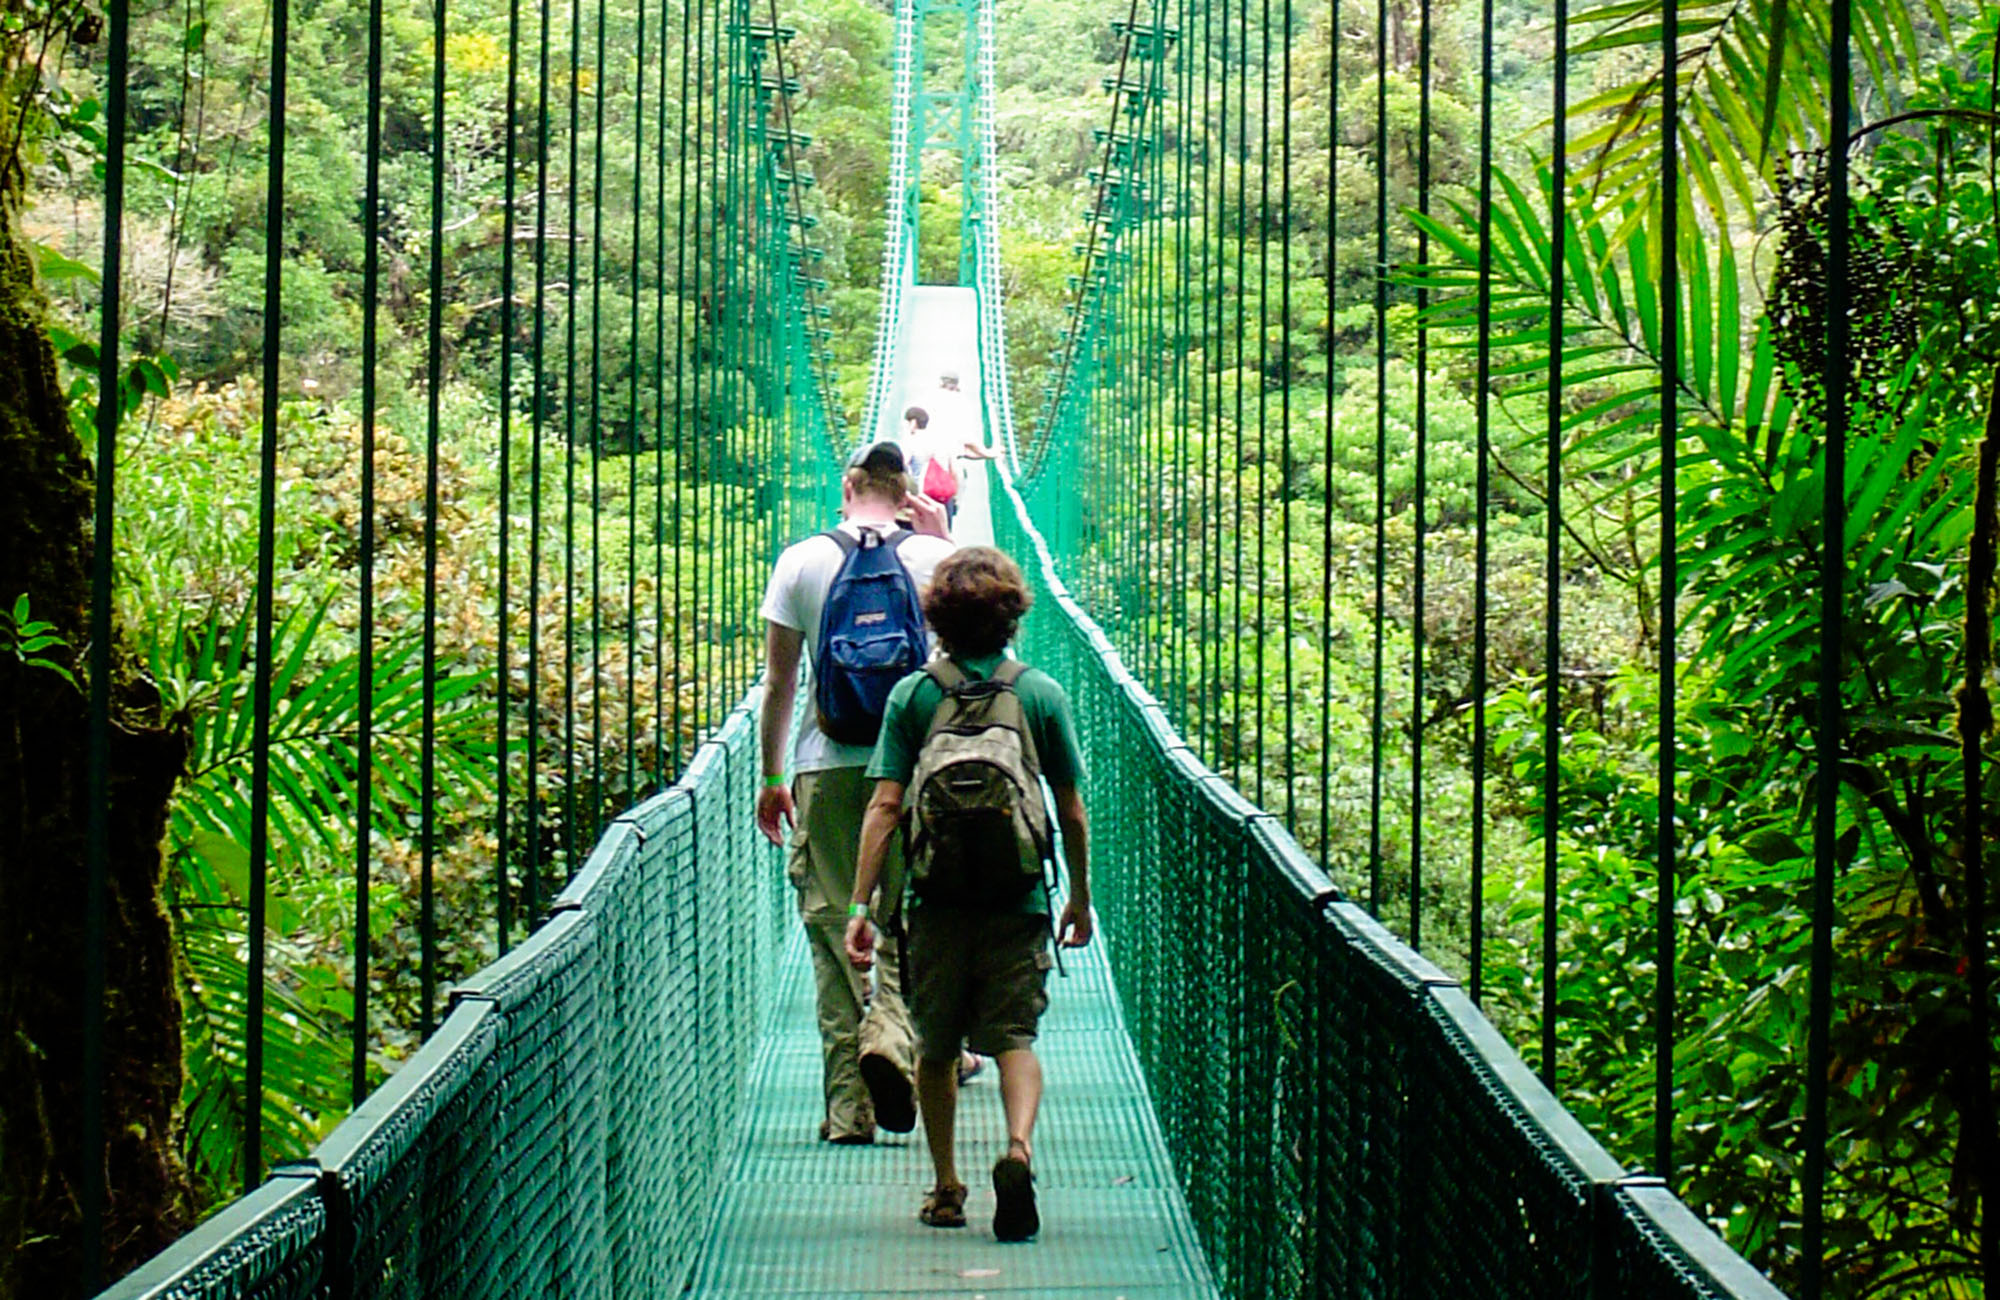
[756,441,953,1145]
[844,546,1094,1242]
[915,370,998,524]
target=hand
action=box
[903,490,950,538]
[844,914,877,970]
[755,782,795,846]
[1056,893,1094,949]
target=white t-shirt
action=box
[759,520,956,773]
[926,386,983,460]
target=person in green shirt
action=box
[844,546,1093,1242]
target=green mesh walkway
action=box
[686,928,1219,1297]
[690,298,1214,1292]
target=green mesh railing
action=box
[991,472,1785,1300]
[97,696,785,1299]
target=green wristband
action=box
[764,773,786,788]
[848,902,869,920]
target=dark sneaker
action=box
[859,1052,917,1133]
[991,1154,1038,1241]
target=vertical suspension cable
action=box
[1368,0,1386,914]
[1200,0,1218,761]
[1230,0,1246,787]
[1655,0,1679,1186]
[1279,0,1294,832]
[626,0,646,803]
[527,0,552,921]
[495,0,516,957]
[1803,0,1850,1288]
[653,0,671,791]
[1200,0,1216,764]
[244,0,292,1186]
[81,0,130,1272]
[673,0,695,775]
[1320,0,1338,868]
[1172,0,1191,722]
[419,0,447,1039]
[1470,0,1492,1007]
[1541,0,1569,1092]
[1255,0,1270,808]
[564,0,582,868]
[588,0,607,845]
[1409,0,1429,950]
[355,0,385,1077]
[690,0,707,745]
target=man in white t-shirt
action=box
[756,442,955,1144]
[924,371,997,521]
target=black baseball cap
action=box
[847,440,908,475]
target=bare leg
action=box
[993,1048,1043,1164]
[917,1056,962,1188]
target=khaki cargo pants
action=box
[788,766,915,1139]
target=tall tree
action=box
[0,2,194,1292]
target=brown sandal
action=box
[919,1181,969,1229]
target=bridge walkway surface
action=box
[685,926,1219,1298]
[690,303,1217,1294]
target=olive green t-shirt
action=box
[865,653,1086,915]
[865,653,1086,790]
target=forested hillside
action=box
[3,0,1998,1292]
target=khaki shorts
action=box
[906,909,1053,1062]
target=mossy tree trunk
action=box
[0,101,194,1300]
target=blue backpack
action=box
[813,527,928,745]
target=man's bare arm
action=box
[1052,782,1093,947]
[755,622,804,845]
[844,780,907,969]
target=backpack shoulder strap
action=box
[924,660,967,691]
[821,528,859,557]
[990,659,1029,688]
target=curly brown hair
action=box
[923,546,1032,656]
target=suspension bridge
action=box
[52,0,1892,1293]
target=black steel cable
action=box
[588,0,607,848]
[1542,0,1569,1092]
[494,0,517,957]
[1320,0,1339,869]
[355,0,384,1076]
[244,0,292,1184]
[1410,0,1430,950]
[1369,0,1387,914]
[626,0,646,805]
[419,0,447,1039]
[1655,0,1679,1187]
[672,0,694,776]
[526,0,552,922]
[1470,0,1492,1008]
[563,0,582,870]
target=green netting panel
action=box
[97,1172,328,1300]
[1599,1185,1790,1300]
[315,1004,509,1298]
[990,472,1782,1300]
[558,803,700,1290]
[98,687,787,1300]
[450,908,608,1295]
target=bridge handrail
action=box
[988,465,1786,1300]
[96,694,786,1300]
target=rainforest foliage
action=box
[7,0,2000,1292]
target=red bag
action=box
[921,455,957,504]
